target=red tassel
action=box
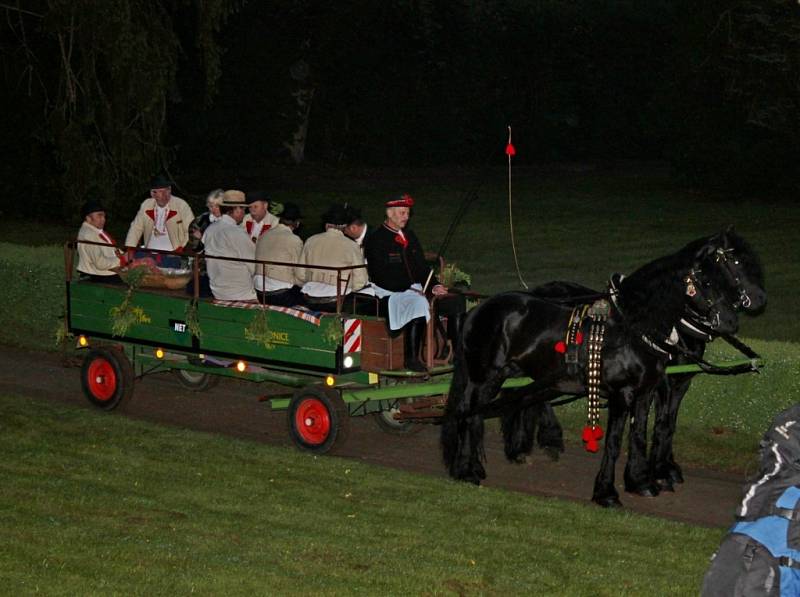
[505,142,516,157]
[575,331,583,344]
[582,425,603,452]
[554,341,566,354]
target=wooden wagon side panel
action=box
[359,318,403,371]
[196,303,339,369]
[69,282,195,348]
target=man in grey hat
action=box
[202,190,257,301]
[76,200,126,284]
[125,174,194,261]
[253,202,305,306]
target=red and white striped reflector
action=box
[343,319,362,353]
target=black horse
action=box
[649,229,766,490]
[440,232,743,506]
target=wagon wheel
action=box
[171,369,220,392]
[372,399,425,435]
[80,346,134,411]
[287,386,350,454]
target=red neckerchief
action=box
[98,230,115,245]
[145,208,178,221]
[384,224,408,248]
[245,220,271,238]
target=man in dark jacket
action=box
[364,193,464,371]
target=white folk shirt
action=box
[145,205,175,251]
[202,214,256,301]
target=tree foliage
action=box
[1,0,239,220]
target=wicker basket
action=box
[120,268,192,290]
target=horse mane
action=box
[617,245,695,338]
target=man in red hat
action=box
[364,193,463,372]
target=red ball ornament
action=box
[554,341,566,354]
[505,142,516,157]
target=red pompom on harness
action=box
[581,425,604,453]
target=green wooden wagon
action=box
[65,241,762,455]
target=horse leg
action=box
[442,375,503,485]
[500,388,536,463]
[536,400,565,460]
[592,394,630,508]
[651,374,692,490]
[624,391,660,497]
[501,389,565,464]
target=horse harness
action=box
[556,298,611,452]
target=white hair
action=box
[206,188,225,208]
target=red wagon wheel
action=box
[287,386,349,454]
[81,347,134,411]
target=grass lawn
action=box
[1,393,722,595]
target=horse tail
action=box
[441,334,468,475]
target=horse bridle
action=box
[684,268,730,332]
[714,247,753,310]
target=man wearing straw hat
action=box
[202,190,257,301]
[364,193,463,372]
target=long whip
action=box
[506,125,528,289]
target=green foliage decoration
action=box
[185,300,203,340]
[244,306,274,350]
[322,318,343,347]
[109,266,151,337]
[440,263,471,289]
[54,316,73,348]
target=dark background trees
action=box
[2,0,798,222]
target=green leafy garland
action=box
[109,266,151,337]
[244,306,275,350]
[322,318,343,346]
[441,263,472,288]
[185,299,203,339]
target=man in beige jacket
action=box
[253,202,304,306]
[76,200,126,284]
[125,174,194,262]
[296,204,369,311]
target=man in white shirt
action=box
[202,190,257,301]
[125,174,194,266]
[243,190,280,244]
[76,200,126,284]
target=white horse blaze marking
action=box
[343,319,362,353]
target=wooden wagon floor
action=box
[1,344,748,529]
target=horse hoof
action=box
[631,484,660,498]
[542,446,562,462]
[656,478,675,492]
[668,469,684,485]
[592,495,623,508]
